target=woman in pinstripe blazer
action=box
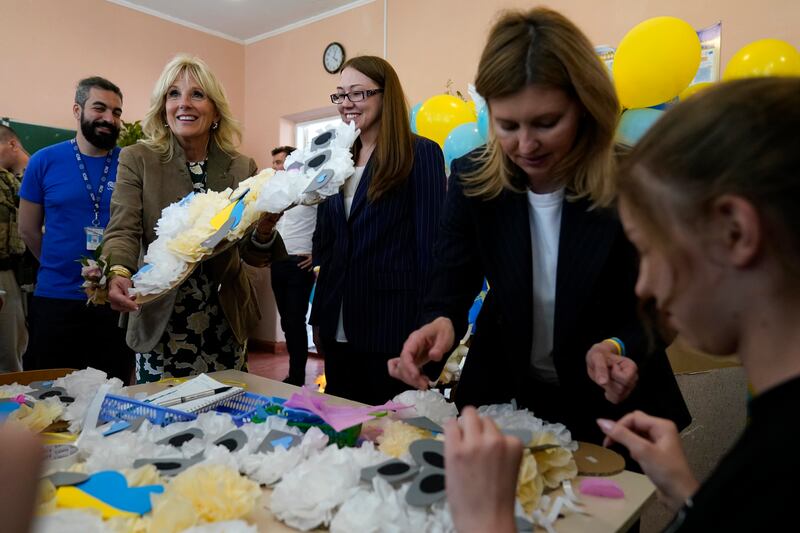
[311,56,447,405]
[389,9,690,449]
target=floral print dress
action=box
[135,160,247,383]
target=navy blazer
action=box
[423,153,691,442]
[311,135,446,354]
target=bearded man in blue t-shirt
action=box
[18,76,133,382]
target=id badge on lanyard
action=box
[85,226,104,251]
[71,139,114,251]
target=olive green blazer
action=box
[104,138,286,352]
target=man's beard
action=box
[80,111,120,151]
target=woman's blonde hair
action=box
[465,8,618,204]
[141,54,241,160]
[341,56,414,203]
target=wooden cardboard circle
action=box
[573,441,625,476]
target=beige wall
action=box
[3,0,798,341]
[2,0,245,130]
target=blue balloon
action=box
[443,122,484,171]
[409,102,422,134]
[616,108,665,146]
[477,105,490,141]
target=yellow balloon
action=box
[723,39,800,80]
[467,100,477,119]
[416,95,475,147]
[613,17,702,109]
[679,82,714,101]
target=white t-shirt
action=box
[276,204,317,255]
[336,165,366,342]
[527,188,564,384]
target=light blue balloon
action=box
[443,122,484,171]
[616,108,665,147]
[477,105,490,141]
[409,102,422,134]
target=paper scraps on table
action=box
[282,386,411,432]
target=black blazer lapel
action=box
[552,198,617,357]
[347,159,372,223]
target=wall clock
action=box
[323,42,345,74]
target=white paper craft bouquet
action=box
[129,121,360,299]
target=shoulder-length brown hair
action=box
[465,8,618,205]
[141,54,242,161]
[342,56,414,202]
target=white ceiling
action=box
[108,0,375,44]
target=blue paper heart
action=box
[75,470,163,515]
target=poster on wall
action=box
[595,45,615,75]
[691,22,722,84]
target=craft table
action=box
[127,370,655,533]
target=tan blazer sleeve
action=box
[103,147,144,272]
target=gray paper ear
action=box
[157,428,204,448]
[303,168,335,194]
[403,417,444,433]
[29,386,71,402]
[515,515,535,532]
[360,459,419,484]
[286,161,304,171]
[503,429,533,446]
[132,453,204,476]
[256,430,302,454]
[405,467,446,507]
[409,439,445,470]
[213,429,248,453]
[44,472,90,488]
[304,150,331,172]
[310,130,336,152]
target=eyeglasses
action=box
[330,88,384,104]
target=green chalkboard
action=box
[1,118,75,154]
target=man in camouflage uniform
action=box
[0,125,29,372]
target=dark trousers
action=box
[322,339,411,406]
[271,256,315,385]
[23,296,134,384]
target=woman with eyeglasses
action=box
[311,55,447,405]
[388,8,689,448]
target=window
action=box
[295,116,341,151]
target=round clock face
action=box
[323,42,345,74]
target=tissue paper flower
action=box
[516,450,545,514]
[9,397,63,432]
[377,420,433,458]
[330,476,431,533]
[149,464,261,531]
[477,403,577,451]
[391,390,458,426]
[270,441,388,530]
[54,367,125,432]
[181,521,257,533]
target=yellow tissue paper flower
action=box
[378,420,432,458]
[515,433,578,513]
[9,399,63,432]
[149,464,260,532]
[516,450,544,513]
[123,464,163,488]
[107,515,151,533]
[36,479,57,515]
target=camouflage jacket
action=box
[0,167,25,261]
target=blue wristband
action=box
[609,337,626,357]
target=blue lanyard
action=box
[70,139,115,227]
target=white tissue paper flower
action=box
[391,390,458,426]
[476,403,577,451]
[240,425,328,486]
[52,368,124,433]
[33,509,107,533]
[270,441,389,531]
